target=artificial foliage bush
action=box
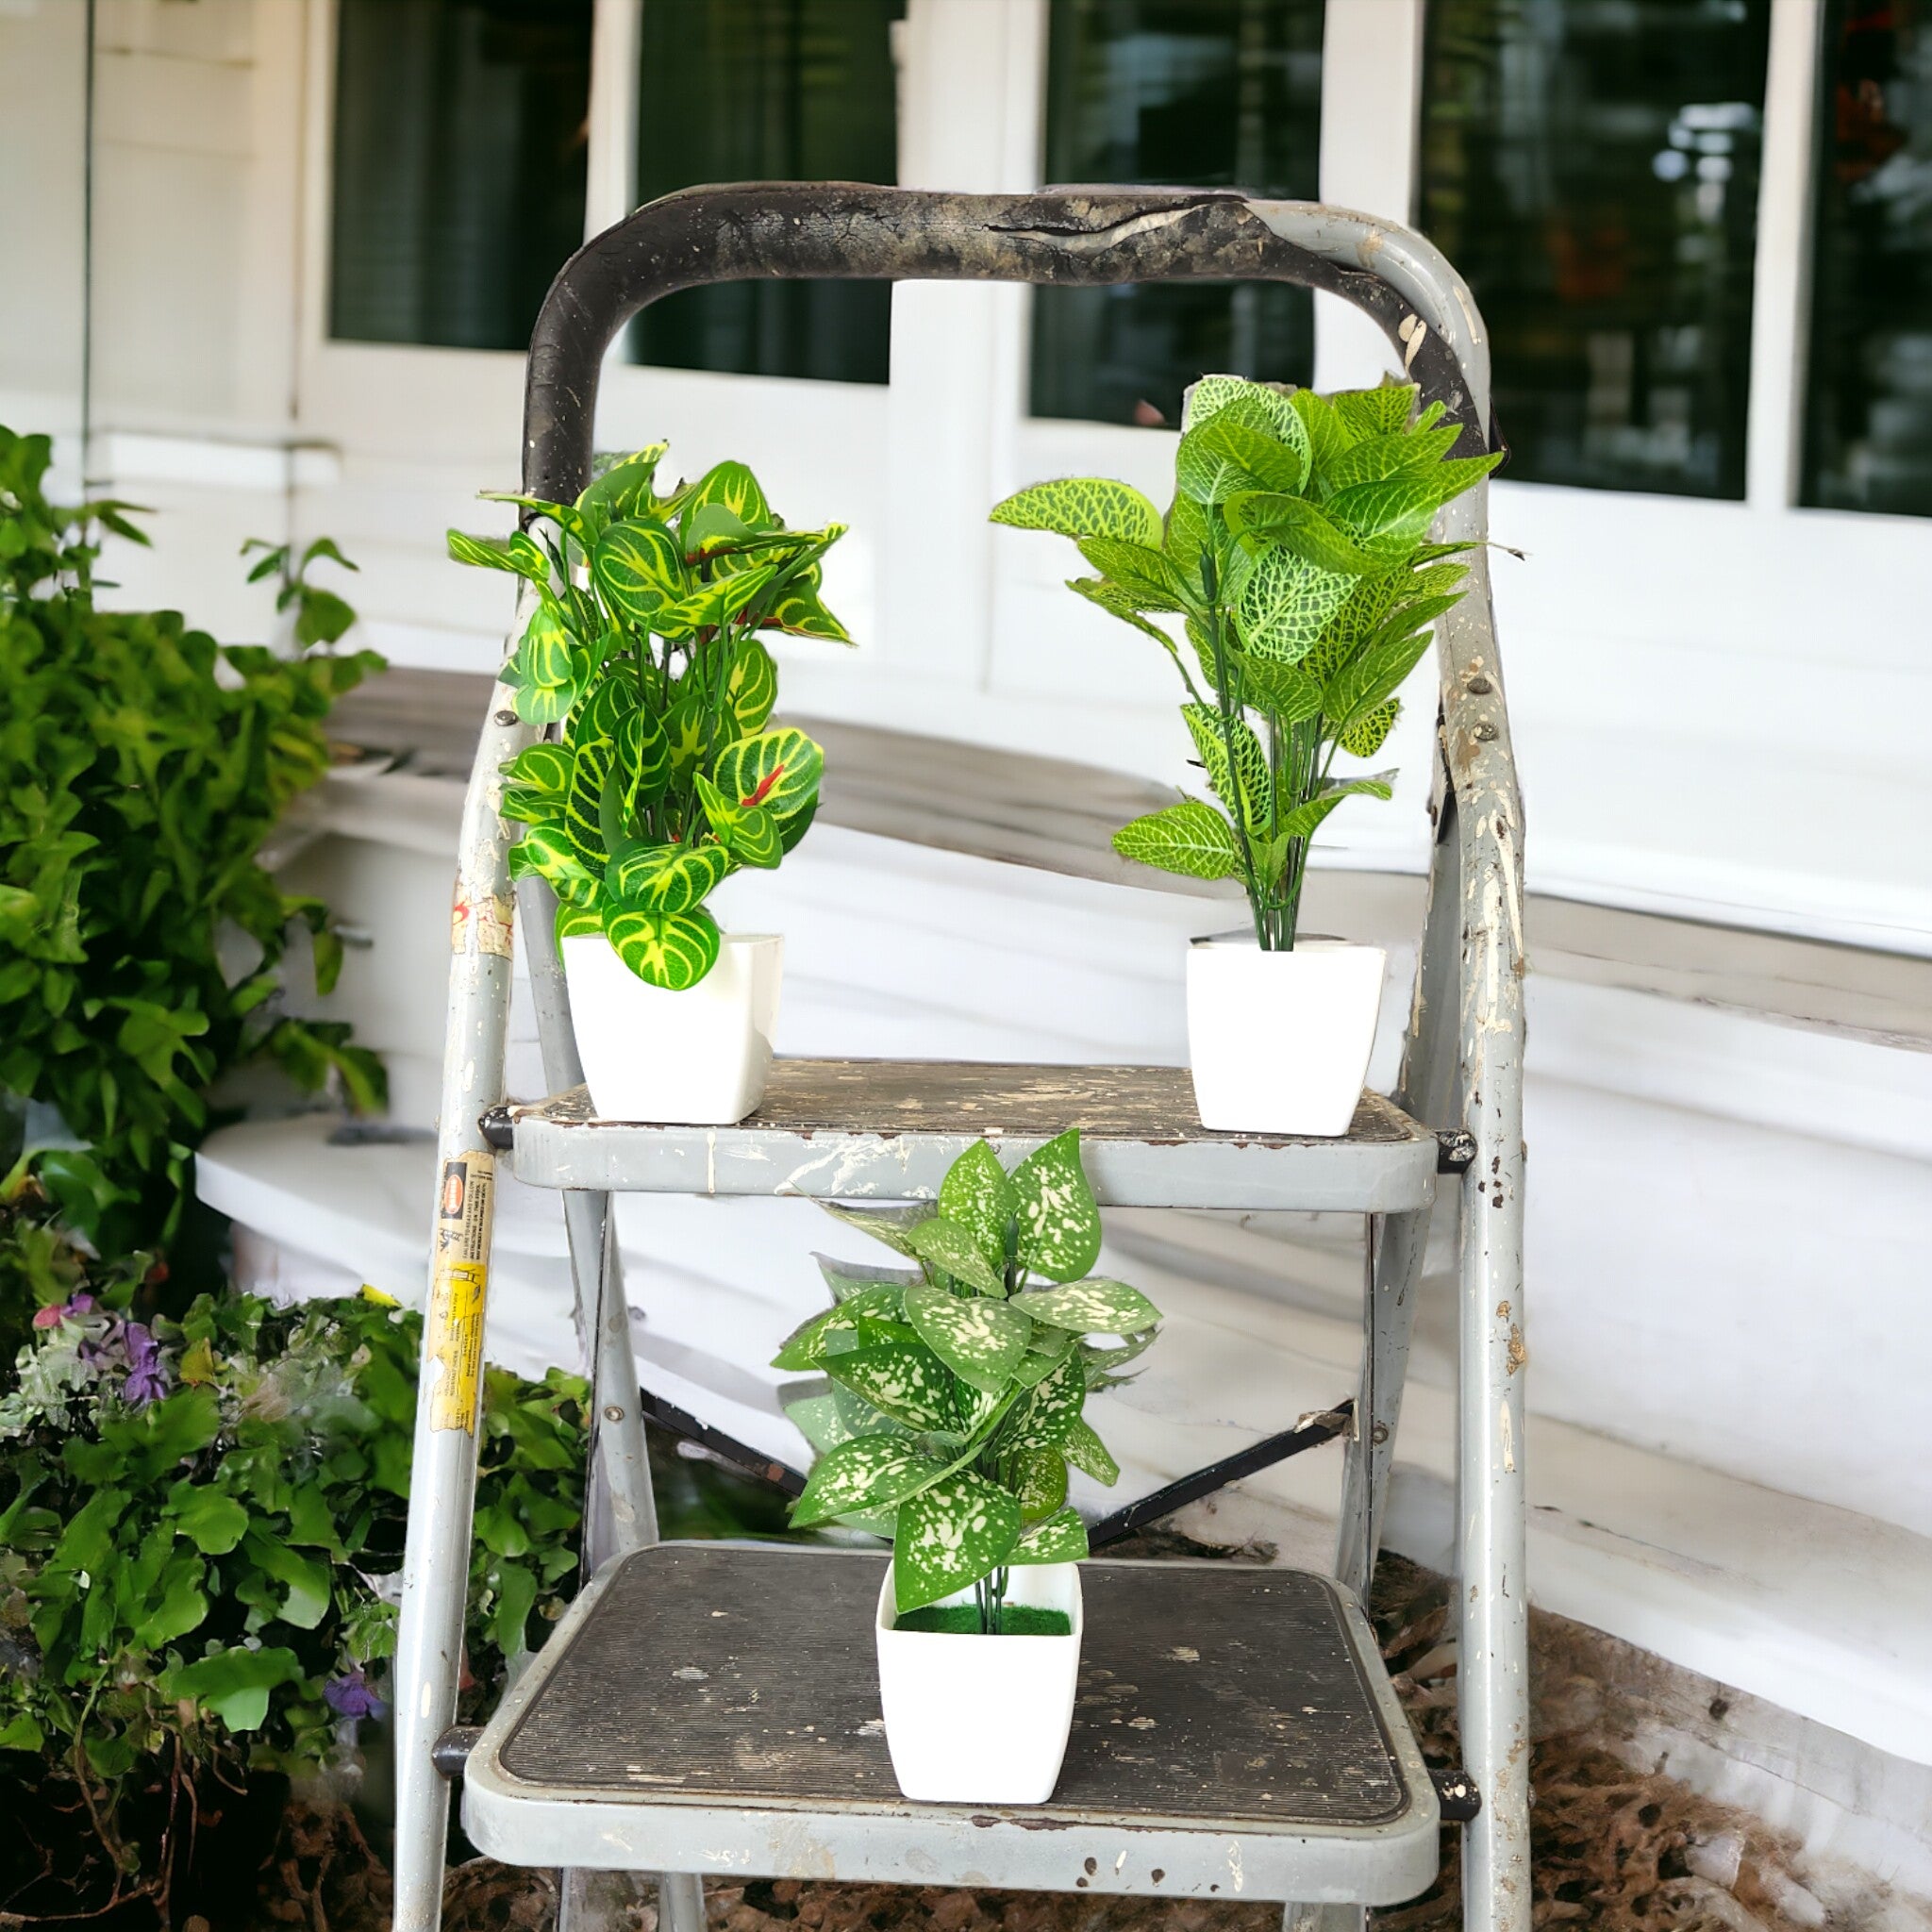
[991,376,1497,948]
[774,1132,1161,1630]
[0,1176,588,1916]
[448,442,845,989]
[0,427,385,1256]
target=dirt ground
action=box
[247,1551,1829,1932]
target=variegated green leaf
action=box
[575,442,668,527]
[709,726,824,820]
[681,458,772,532]
[1325,424,1461,491]
[502,741,573,798]
[1163,489,1210,586]
[564,738,615,869]
[521,597,575,687]
[725,637,777,735]
[1224,491,1384,575]
[554,899,602,948]
[1111,798,1241,882]
[663,682,709,778]
[760,566,852,642]
[1080,1328,1159,1377]
[990,477,1163,546]
[1182,375,1302,443]
[1274,775,1395,844]
[907,1217,1007,1300]
[1238,655,1326,723]
[1062,1415,1120,1486]
[608,840,732,916]
[1008,1506,1088,1566]
[591,519,684,625]
[1177,415,1305,505]
[811,1201,935,1259]
[1075,536,1191,612]
[998,1350,1086,1453]
[1235,546,1357,665]
[604,905,721,991]
[1067,576,1182,648]
[904,1282,1031,1395]
[1015,1277,1161,1335]
[447,528,521,573]
[508,827,599,912]
[824,1341,958,1434]
[791,1436,949,1530]
[1330,381,1418,441]
[694,773,783,870]
[772,1282,909,1373]
[655,563,777,640]
[1291,388,1354,475]
[892,1471,1023,1612]
[1183,702,1272,830]
[1340,698,1400,758]
[479,491,593,552]
[814,1254,924,1302]
[1324,625,1435,732]
[1009,1446,1068,1522]
[940,1140,1018,1277]
[1009,1324,1076,1388]
[1010,1129,1101,1283]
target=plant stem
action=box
[1200,550,1268,949]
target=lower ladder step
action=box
[462,1544,1439,1906]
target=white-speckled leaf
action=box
[812,1254,925,1303]
[1009,1326,1076,1388]
[1062,1416,1121,1487]
[1014,1277,1161,1336]
[939,1140,1018,1276]
[906,1216,1007,1299]
[822,1341,958,1434]
[779,1377,909,1457]
[770,1282,907,1371]
[1009,1129,1102,1283]
[790,1436,949,1529]
[903,1282,1031,1396]
[892,1471,1024,1612]
[998,1350,1087,1454]
[813,1199,935,1259]
[1009,1446,1069,1522]
[1008,1507,1089,1566]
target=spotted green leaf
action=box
[694,773,783,870]
[1009,1446,1068,1522]
[903,1281,1031,1396]
[1010,1130,1101,1283]
[1080,1328,1159,1378]
[824,1340,958,1434]
[709,726,824,820]
[1235,546,1357,666]
[813,1255,924,1304]
[940,1140,1018,1277]
[811,1201,936,1259]
[892,1471,1024,1613]
[608,840,731,916]
[1015,1277,1161,1335]
[906,1216,1007,1300]
[604,905,721,991]
[1062,1416,1121,1486]
[998,1348,1086,1455]
[1009,1324,1076,1388]
[1111,798,1241,882]
[990,477,1163,546]
[791,1436,949,1530]
[1008,1506,1089,1566]
[771,1281,908,1371]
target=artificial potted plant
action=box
[991,377,1496,1134]
[450,445,850,1124]
[774,1131,1161,1805]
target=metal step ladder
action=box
[389,186,1529,1932]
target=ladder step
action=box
[495,1060,1438,1212]
[461,1544,1440,1906]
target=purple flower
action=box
[123,1323,170,1408]
[325,1667,386,1720]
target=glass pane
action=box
[330,0,592,352]
[630,0,904,385]
[1803,0,1932,516]
[1419,0,1771,499]
[1030,0,1325,428]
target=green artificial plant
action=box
[991,376,1498,948]
[0,427,385,1257]
[774,1132,1161,1632]
[448,444,848,990]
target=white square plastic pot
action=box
[874,1562,1083,1804]
[1186,934,1387,1136]
[559,931,782,1125]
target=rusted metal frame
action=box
[1334,790,1461,1601]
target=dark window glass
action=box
[330,0,592,351]
[630,0,904,384]
[1419,0,1771,498]
[1804,0,1932,516]
[1030,0,1325,428]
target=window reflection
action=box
[1419,0,1771,498]
[630,0,904,385]
[330,0,592,352]
[1804,0,1932,516]
[1030,0,1325,428]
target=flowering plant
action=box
[0,1185,588,1918]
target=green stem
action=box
[1200,550,1268,949]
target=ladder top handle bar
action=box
[523,184,1496,507]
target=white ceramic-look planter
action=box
[1187,934,1387,1136]
[874,1563,1083,1804]
[559,931,782,1125]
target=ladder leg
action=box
[393,676,534,1932]
[1284,1905,1364,1932]
[657,1872,708,1932]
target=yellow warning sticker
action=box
[427,1152,494,1432]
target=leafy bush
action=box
[0,1180,587,1916]
[0,426,386,1256]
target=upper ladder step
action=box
[461,1544,1440,1904]
[496,1059,1438,1211]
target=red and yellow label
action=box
[427,1153,494,1432]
